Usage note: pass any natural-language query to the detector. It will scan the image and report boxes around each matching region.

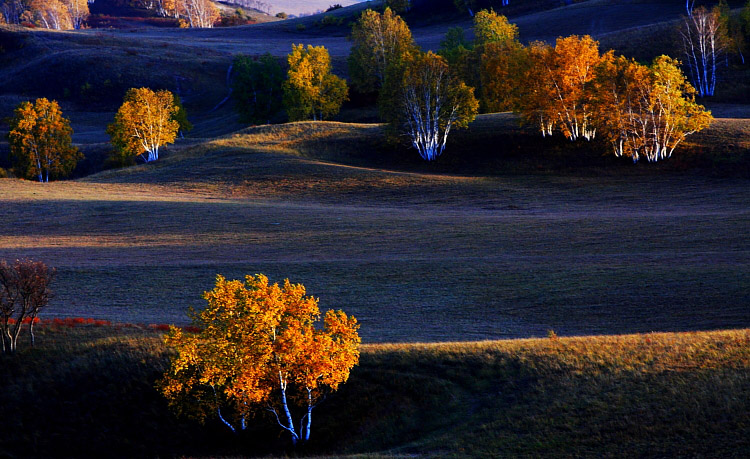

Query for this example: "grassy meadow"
[1,121,748,341]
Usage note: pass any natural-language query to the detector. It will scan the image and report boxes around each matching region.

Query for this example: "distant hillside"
[245,0,362,16]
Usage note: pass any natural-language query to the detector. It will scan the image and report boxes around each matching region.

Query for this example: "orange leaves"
[517,35,603,141]
[159,274,360,437]
[7,98,81,182]
[592,55,713,162]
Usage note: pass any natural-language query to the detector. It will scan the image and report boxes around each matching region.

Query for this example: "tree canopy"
[107,88,180,163]
[8,98,81,182]
[593,54,713,162]
[386,51,478,160]
[347,7,417,94]
[283,44,348,122]
[472,8,518,47]
[233,53,284,125]
[159,274,360,445]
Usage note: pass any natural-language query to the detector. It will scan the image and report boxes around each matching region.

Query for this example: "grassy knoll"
[1,324,748,457]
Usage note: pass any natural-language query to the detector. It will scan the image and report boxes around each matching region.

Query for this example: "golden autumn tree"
[593,54,712,163]
[475,11,524,113]
[28,0,72,30]
[472,8,518,47]
[159,274,360,445]
[8,98,81,182]
[283,44,348,122]
[517,35,603,141]
[347,7,417,94]
[174,0,219,28]
[107,88,180,163]
[64,0,89,30]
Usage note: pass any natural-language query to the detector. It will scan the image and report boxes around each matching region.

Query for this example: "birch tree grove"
[393,51,478,161]
[159,274,360,445]
[107,88,180,163]
[680,6,728,97]
[177,0,219,28]
[593,55,712,163]
[65,0,89,30]
[518,35,603,141]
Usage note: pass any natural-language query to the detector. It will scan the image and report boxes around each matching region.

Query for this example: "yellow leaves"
[7,98,81,182]
[283,45,348,122]
[159,273,360,428]
[107,88,180,162]
[348,7,417,92]
[473,9,518,47]
[592,54,713,162]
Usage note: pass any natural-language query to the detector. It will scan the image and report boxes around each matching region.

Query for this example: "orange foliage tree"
[517,35,604,141]
[593,54,713,162]
[107,88,180,163]
[159,274,360,445]
[26,0,71,30]
[8,98,81,182]
[0,259,55,354]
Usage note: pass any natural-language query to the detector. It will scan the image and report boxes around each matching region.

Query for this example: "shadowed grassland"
[0,120,748,342]
[1,325,748,457]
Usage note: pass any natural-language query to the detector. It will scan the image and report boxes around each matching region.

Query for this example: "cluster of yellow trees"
[138,0,219,28]
[349,8,478,160]
[0,0,89,30]
[348,8,712,163]
[8,88,187,180]
[0,0,219,29]
[450,10,713,163]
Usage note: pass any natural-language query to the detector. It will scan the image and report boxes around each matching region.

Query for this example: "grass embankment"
[1,325,748,457]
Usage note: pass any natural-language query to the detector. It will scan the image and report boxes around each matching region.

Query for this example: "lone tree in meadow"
[107,88,180,163]
[159,274,360,445]
[386,51,478,161]
[8,98,82,182]
[0,259,55,354]
[283,44,348,122]
[233,53,285,124]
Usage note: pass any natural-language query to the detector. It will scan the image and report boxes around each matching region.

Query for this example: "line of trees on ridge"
[0,0,222,29]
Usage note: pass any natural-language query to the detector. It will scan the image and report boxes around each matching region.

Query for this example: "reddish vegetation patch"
[44,317,112,328]
[87,15,179,29]
[217,16,257,27]
[6,317,41,325]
